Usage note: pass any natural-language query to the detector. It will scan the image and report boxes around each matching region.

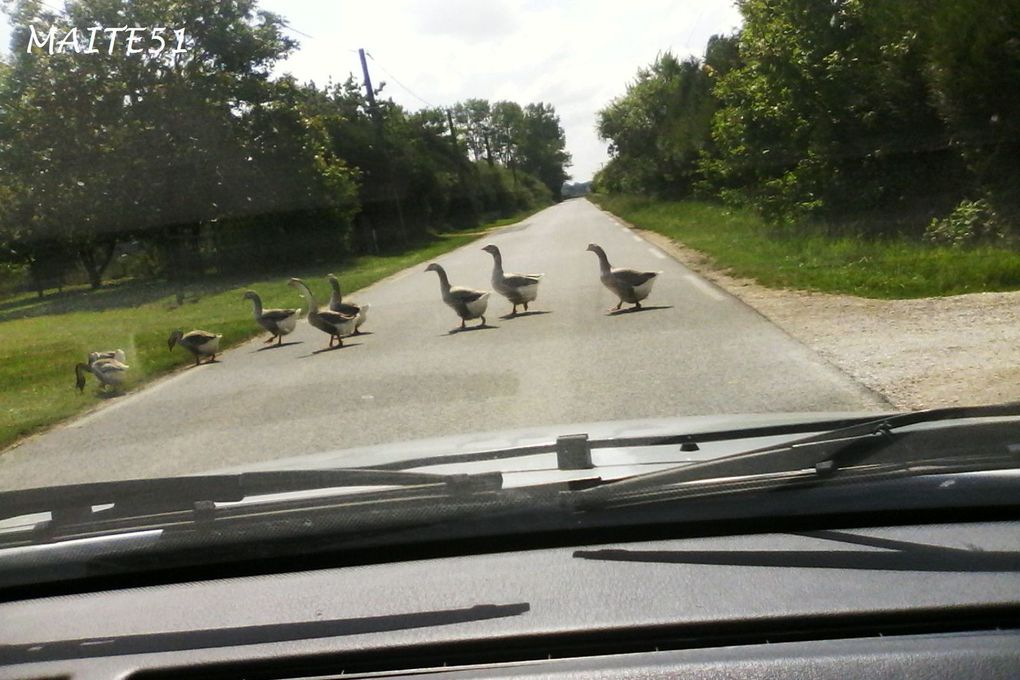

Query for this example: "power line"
[279,21,314,40]
[366,51,436,109]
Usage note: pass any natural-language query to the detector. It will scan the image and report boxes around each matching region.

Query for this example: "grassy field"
[589,194,1020,299]
[0,213,536,452]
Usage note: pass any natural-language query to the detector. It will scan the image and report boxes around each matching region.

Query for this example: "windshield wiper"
[574,402,1020,508]
[0,468,503,527]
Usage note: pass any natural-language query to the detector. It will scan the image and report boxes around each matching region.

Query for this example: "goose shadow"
[254,341,302,352]
[499,310,552,320]
[445,323,498,336]
[299,342,363,357]
[607,304,673,316]
[95,390,125,400]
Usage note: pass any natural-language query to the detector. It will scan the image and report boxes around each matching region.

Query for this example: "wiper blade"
[575,402,1020,507]
[0,468,503,525]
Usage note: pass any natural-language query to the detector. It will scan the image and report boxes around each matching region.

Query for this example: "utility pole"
[358,48,378,119]
[358,47,406,246]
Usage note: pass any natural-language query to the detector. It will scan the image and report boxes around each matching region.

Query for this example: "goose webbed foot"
[478,316,486,327]
[263,335,275,344]
[634,301,642,310]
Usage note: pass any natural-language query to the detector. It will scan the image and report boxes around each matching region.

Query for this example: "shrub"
[924,199,1007,248]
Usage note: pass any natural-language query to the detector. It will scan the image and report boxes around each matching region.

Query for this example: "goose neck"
[432,266,451,291]
[297,282,319,314]
[489,249,504,273]
[247,293,263,317]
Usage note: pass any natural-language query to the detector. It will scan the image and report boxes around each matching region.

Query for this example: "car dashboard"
[1,517,1018,679]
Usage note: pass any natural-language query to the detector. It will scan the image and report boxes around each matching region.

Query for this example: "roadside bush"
[924,199,1008,248]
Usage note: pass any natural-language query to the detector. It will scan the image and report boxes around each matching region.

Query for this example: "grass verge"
[589,194,1020,299]
[0,209,542,452]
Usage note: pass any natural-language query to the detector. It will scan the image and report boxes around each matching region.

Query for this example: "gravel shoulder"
[639,229,1020,410]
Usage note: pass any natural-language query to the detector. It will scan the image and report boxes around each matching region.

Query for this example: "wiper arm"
[0,468,503,526]
[575,402,1020,508]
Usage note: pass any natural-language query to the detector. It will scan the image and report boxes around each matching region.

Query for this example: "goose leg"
[613,300,623,311]
[523,301,529,311]
[337,334,344,347]
[634,301,642,310]
[263,335,275,344]
[276,334,283,346]
[479,315,486,327]
[460,318,466,330]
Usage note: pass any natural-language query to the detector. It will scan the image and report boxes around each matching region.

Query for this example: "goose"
[243,290,300,345]
[75,357,129,393]
[481,244,543,315]
[327,274,370,334]
[288,277,356,348]
[586,243,661,311]
[424,263,490,329]
[88,348,126,365]
[168,329,222,365]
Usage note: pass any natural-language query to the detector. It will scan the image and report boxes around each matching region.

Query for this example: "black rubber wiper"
[0,468,503,526]
[574,402,1020,508]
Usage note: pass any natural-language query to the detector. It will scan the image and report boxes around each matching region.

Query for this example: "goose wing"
[449,286,487,303]
[318,309,356,326]
[261,308,299,322]
[503,272,543,288]
[183,330,220,345]
[611,268,659,287]
[330,301,361,316]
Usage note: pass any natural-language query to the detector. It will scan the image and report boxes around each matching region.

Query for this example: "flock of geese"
[74,243,662,393]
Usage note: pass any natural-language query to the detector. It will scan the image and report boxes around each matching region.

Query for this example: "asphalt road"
[0,199,887,490]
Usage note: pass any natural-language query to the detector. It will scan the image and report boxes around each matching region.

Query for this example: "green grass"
[589,194,1020,299]
[0,210,542,452]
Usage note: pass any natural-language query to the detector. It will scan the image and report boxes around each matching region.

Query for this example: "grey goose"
[288,278,356,348]
[243,290,300,346]
[481,244,543,315]
[586,243,661,311]
[425,263,490,329]
[168,329,222,365]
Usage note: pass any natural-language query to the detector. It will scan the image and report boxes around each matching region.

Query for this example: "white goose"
[88,349,126,365]
[327,274,370,334]
[586,243,661,311]
[243,290,300,346]
[75,357,129,393]
[288,278,356,348]
[481,244,543,315]
[425,263,490,329]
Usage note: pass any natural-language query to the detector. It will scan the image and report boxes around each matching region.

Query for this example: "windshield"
[0,0,1018,589]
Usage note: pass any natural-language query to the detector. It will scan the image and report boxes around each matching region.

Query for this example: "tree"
[518,102,571,199]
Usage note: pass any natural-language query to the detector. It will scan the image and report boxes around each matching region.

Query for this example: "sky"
[1,0,743,182]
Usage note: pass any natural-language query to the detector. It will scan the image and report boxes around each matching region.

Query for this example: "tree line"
[0,0,571,295]
[595,0,1019,245]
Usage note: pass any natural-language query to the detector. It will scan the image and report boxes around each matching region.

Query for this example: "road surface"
[0,199,887,490]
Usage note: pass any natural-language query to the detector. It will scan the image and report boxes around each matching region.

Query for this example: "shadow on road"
[301,342,363,357]
[607,305,673,316]
[445,324,498,335]
[255,341,302,352]
[499,310,552,320]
